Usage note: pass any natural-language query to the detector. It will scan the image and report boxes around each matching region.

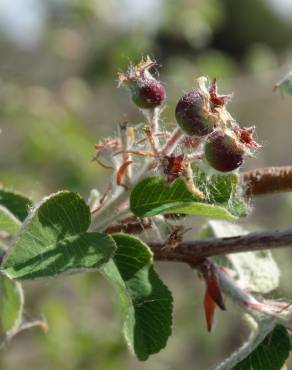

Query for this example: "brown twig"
[105,216,152,234]
[150,228,292,264]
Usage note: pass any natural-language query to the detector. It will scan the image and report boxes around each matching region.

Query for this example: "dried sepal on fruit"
[161,154,187,185]
[175,77,233,137]
[161,154,205,199]
[231,122,261,152]
[209,78,232,108]
[118,56,166,110]
[204,123,260,173]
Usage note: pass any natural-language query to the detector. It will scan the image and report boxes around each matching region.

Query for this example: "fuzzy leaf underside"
[201,221,280,293]
[217,323,291,370]
[205,222,289,370]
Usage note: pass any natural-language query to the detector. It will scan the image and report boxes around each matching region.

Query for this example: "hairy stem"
[160,127,184,155]
[242,166,292,196]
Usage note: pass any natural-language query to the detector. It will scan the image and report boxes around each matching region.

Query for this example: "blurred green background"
[1,0,292,369]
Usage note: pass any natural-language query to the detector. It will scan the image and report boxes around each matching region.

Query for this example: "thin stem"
[144,125,160,156]
[143,107,160,149]
[160,127,184,155]
[146,107,160,134]
[152,107,160,134]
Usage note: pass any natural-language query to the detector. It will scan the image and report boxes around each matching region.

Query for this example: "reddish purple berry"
[175,90,216,136]
[204,131,244,172]
[130,79,166,109]
[118,56,166,110]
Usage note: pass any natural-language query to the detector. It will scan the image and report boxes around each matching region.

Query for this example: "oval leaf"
[2,191,116,279]
[130,177,243,219]
[102,234,173,361]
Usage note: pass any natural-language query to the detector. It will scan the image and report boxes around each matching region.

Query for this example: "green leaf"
[0,189,33,222]
[2,191,116,279]
[217,323,291,370]
[0,273,23,336]
[194,168,247,217]
[130,176,246,219]
[0,206,21,235]
[101,234,173,361]
[195,168,238,203]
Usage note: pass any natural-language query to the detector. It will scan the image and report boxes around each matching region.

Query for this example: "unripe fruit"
[130,79,166,109]
[118,56,166,110]
[204,131,244,172]
[175,90,216,136]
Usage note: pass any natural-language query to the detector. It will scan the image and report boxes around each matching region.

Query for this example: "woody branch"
[150,228,292,264]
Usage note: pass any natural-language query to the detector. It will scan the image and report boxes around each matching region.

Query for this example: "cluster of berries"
[119,57,260,173]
